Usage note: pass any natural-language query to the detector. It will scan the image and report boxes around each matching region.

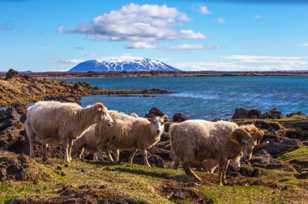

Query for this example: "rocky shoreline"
[0,69,174,107]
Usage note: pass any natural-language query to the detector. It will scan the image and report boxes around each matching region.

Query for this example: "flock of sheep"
[24,101,264,185]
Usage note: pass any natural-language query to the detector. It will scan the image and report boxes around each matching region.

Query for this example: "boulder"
[261,137,301,157]
[232,108,262,119]
[172,113,189,122]
[145,107,166,118]
[262,108,282,119]
[5,69,20,80]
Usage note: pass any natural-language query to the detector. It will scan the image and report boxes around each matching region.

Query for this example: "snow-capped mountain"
[69,57,180,72]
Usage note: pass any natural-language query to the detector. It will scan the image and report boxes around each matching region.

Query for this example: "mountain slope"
[69,57,180,72]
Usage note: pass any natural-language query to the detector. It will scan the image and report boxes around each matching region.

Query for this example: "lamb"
[96,114,167,167]
[25,101,113,163]
[74,111,139,161]
[170,120,263,185]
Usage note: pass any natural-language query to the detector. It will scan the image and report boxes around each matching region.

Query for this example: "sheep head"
[231,128,255,162]
[148,115,167,135]
[92,103,114,126]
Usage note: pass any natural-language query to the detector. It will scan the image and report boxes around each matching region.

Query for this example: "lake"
[64,76,308,119]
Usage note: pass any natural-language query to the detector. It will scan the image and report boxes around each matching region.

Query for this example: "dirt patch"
[160,182,213,204]
[10,184,147,204]
[0,151,50,182]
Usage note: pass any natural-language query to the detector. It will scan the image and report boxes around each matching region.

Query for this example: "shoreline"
[0,70,174,107]
[3,71,308,79]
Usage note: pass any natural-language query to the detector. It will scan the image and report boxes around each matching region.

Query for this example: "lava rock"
[261,137,301,157]
[172,113,189,122]
[145,107,166,118]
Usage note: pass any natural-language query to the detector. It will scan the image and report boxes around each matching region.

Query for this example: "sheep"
[170,120,263,185]
[25,101,113,163]
[96,114,167,167]
[73,111,139,161]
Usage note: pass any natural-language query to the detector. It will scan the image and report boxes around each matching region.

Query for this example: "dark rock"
[262,108,282,119]
[172,113,189,122]
[239,166,260,177]
[261,137,301,157]
[5,69,19,80]
[248,109,262,119]
[251,150,273,167]
[232,108,249,119]
[286,112,306,117]
[145,107,166,118]
[254,120,283,133]
[232,108,262,119]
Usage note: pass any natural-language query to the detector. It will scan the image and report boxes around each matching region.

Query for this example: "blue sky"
[0,0,308,71]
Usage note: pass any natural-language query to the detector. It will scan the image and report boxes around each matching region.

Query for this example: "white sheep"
[170,120,263,185]
[73,111,139,161]
[96,114,167,167]
[25,101,113,163]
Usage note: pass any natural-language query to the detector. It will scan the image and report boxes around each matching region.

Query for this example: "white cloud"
[199,5,211,15]
[175,55,308,71]
[125,41,155,49]
[167,44,221,51]
[66,3,205,48]
[215,18,225,24]
[303,43,308,47]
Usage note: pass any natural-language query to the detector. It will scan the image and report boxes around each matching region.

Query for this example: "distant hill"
[69,57,180,72]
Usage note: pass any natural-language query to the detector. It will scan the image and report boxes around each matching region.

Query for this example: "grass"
[280,146,308,161]
[0,157,307,204]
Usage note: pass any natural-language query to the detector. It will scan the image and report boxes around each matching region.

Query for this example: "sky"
[0,0,308,71]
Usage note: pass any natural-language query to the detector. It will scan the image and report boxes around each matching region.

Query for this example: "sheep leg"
[42,143,49,162]
[68,139,73,162]
[79,147,85,160]
[129,149,138,166]
[143,150,151,168]
[218,160,230,186]
[106,150,115,162]
[114,149,120,162]
[64,139,71,163]
[93,152,99,161]
[183,162,202,182]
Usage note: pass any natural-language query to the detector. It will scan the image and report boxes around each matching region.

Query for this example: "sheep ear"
[160,115,168,124]
[232,128,251,145]
[94,103,104,112]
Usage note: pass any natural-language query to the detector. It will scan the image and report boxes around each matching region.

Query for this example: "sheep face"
[148,116,165,135]
[230,154,243,171]
[93,103,114,126]
[232,128,256,161]
[241,125,264,160]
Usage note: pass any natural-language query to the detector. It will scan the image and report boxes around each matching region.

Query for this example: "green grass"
[0,158,307,204]
[202,185,284,204]
[280,146,308,161]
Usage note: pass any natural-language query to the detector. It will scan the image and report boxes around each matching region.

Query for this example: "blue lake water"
[64,76,308,119]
